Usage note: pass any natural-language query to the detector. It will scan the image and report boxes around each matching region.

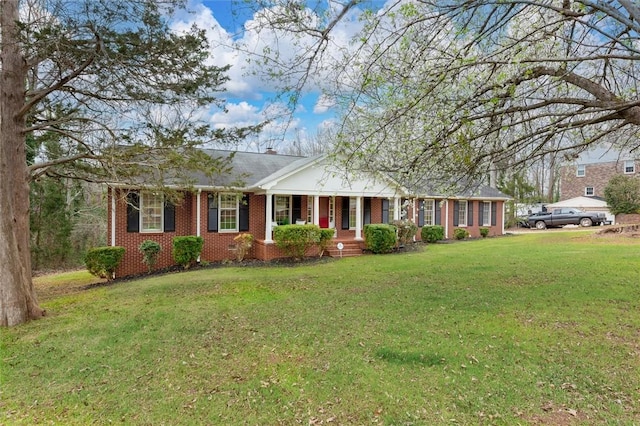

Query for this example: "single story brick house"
[107,149,510,276]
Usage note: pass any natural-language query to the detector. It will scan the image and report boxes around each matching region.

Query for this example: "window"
[577,164,585,177]
[219,193,238,232]
[141,192,163,233]
[306,198,313,224]
[482,201,491,226]
[349,197,357,229]
[424,199,435,226]
[458,200,468,226]
[388,200,395,224]
[328,197,335,226]
[585,187,594,196]
[274,195,291,225]
[624,160,635,174]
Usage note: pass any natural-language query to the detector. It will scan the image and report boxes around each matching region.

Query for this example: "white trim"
[444,199,449,239]
[111,191,116,246]
[196,189,201,237]
[313,195,320,226]
[265,192,273,243]
[355,196,363,240]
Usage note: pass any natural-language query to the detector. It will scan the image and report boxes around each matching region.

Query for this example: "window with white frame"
[141,192,163,232]
[585,187,594,196]
[388,200,395,224]
[306,199,313,224]
[458,200,468,226]
[482,201,491,226]
[424,199,435,226]
[328,197,335,227]
[219,193,238,232]
[274,195,291,225]
[349,197,357,228]
[577,164,585,177]
[624,160,635,174]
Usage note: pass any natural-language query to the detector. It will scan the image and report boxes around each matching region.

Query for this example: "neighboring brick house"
[559,149,638,199]
[107,149,510,276]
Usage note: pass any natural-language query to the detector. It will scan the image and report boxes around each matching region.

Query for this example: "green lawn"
[2,231,639,424]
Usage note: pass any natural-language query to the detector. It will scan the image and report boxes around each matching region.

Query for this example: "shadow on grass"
[375,348,445,366]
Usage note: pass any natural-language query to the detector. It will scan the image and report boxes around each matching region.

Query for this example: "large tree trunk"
[1,0,45,326]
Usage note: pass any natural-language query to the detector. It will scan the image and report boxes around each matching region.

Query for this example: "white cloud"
[313,94,336,114]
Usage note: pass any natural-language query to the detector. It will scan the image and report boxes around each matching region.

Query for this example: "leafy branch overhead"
[247,0,640,188]
[18,0,261,187]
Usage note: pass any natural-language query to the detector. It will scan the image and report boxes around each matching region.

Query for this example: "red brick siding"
[560,160,639,199]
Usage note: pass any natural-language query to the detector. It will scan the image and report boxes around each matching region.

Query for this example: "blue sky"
[169,0,388,152]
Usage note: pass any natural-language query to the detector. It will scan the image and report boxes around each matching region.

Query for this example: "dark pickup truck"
[528,208,607,229]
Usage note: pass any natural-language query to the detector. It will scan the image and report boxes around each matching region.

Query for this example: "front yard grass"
[1,231,639,424]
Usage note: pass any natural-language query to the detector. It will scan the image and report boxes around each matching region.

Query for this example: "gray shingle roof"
[193,149,309,188]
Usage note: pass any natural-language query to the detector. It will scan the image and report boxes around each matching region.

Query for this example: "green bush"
[393,220,418,246]
[480,227,490,238]
[421,225,444,243]
[139,240,162,273]
[317,228,335,257]
[363,224,397,254]
[454,228,469,240]
[84,246,125,280]
[172,236,204,269]
[604,175,640,215]
[273,224,320,259]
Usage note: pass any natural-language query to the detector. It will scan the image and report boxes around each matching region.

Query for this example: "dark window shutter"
[363,198,371,225]
[418,200,425,227]
[126,192,140,233]
[164,201,175,232]
[468,201,474,226]
[491,202,497,226]
[479,202,484,226]
[292,195,302,222]
[453,201,459,226]
[381,199,389,224]
[239,194,250,231]
[435,200,441,225]
[342,197,350,229]
[207,193,218,232]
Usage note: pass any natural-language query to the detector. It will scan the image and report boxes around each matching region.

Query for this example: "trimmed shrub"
[172,236,204,269]
[273,224,320,259]
[139,240,161,273]
[84,246,125,280]
[480,227,490,238]
[233,233,253,262]
[393,220,418,247]
[317,228,335,258]
[421,225,445,243]
[454,228,469,240]
[364,224,397,254]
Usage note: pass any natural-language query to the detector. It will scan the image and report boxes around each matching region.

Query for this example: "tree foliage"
[247,1,640,190]
[1,0,259,326]
[603,175,640,215]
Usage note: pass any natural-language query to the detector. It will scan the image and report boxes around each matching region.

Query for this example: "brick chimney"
[265,147,277,155]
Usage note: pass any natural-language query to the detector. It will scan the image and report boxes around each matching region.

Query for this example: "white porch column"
[265,192,274,243]
[444,199,450,239]
[394,197,401,220]
[313,195,320,225]
[196,189,202,262]
[501,201,506,235]
[111,189,116,246]
[196,189,201,237]
[355,196,363,240]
